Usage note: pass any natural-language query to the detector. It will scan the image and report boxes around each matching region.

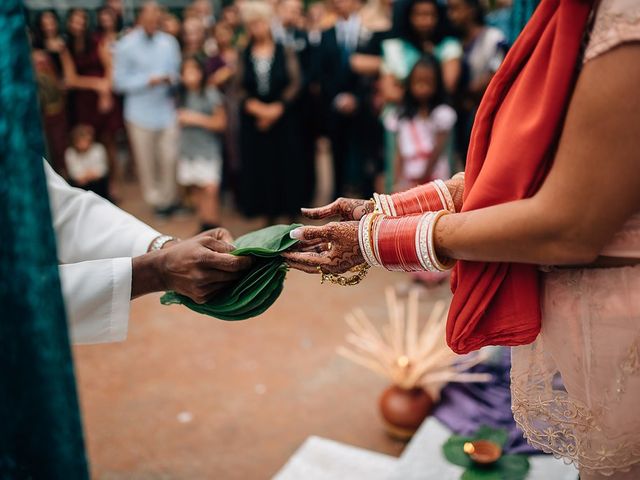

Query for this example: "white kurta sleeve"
[44,160,162,344]
[59,258,132,344]
[45,160,160,262]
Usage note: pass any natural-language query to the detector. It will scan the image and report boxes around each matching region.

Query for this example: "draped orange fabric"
[447,0,594,354]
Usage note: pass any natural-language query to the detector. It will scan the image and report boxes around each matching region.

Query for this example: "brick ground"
[73,175,451,480]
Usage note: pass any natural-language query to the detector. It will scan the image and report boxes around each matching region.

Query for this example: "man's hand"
[132,229,252,303]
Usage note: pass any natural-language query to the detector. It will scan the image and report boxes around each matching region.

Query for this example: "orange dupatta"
[447,0,594,354]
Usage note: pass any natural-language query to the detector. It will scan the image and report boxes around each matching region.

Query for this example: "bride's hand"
[282,222,364,274]
[301,197,375,221]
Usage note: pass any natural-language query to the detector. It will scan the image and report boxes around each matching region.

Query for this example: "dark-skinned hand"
[132,228,253,303]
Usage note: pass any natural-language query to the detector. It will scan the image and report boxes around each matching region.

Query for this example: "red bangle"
[376,215,423,271]
[392,183,445,215]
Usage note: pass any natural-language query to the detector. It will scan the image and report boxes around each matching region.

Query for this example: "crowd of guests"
[29,0,510,232]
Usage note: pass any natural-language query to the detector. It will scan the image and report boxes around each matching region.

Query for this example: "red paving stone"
[72,181,451,479]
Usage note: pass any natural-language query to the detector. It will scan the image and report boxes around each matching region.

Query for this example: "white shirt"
[64,143,109,182]
[336,14,362,53]
[45,161,160,344]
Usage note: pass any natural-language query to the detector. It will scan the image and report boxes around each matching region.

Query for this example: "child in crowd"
[392,55,457,190]
[392,55,457,286]
[177,56,227,232]
[64,124,110,200]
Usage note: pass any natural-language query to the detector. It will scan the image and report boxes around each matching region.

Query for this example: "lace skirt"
[511,265,640,478]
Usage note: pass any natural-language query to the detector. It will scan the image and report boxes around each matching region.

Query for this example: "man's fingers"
[200,227,235,244]
[301,200,338,220]
[199,236,235,254]
[200,250,253,272]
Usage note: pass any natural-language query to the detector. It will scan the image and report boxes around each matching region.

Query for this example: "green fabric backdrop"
[0,2,89,479]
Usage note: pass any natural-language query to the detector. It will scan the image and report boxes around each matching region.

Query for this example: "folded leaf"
[160,224,300,321]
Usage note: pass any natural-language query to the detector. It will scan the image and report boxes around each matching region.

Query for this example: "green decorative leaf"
[473,426,509,447]
[461,469,503,480]
[160,225,299,320]
[493,455,530,479]
[442,428,530,480]
[442,435,474,468]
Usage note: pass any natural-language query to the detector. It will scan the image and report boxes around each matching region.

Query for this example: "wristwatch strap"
[148,235,178,252]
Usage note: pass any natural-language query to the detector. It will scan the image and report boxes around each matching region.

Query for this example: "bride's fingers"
[300,200,339,220]
[290,225,333,242]
[284,259,322,274]
[300,242,331,253]
[282,251,330,270]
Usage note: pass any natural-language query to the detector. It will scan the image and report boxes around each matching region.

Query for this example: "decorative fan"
[338,288,492,439]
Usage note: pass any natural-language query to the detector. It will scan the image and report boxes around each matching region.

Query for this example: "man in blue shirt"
[114,1,181,217]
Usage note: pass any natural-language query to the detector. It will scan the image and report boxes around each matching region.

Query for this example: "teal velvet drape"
[0,2,89,479]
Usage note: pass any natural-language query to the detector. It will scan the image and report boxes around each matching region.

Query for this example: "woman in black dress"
[236,2,303,223]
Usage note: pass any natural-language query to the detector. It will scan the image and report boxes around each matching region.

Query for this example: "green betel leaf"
[473,426,509,447]
[232,224,302,256]
[160,224,301,321]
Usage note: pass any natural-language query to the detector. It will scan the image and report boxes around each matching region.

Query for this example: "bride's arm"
[285,44,640,273]
[435,44,640,266]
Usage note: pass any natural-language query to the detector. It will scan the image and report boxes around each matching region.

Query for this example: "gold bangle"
[317,264,370,286]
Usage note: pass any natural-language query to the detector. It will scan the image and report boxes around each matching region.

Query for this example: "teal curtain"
[0,2,89,479]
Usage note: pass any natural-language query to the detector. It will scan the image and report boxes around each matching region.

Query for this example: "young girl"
[177,57,227,232]
[392,55,457,190]
[393,55,456,287]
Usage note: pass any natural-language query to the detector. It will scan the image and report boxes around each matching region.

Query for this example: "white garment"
[64,143,109,183]
[336,14,362,52]
[45,161,160,344]
[177,155,222,187]
[388,104,457,181]
[466,27,505,83]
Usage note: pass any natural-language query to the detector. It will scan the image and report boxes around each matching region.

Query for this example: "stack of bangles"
[358,210,455,273]
[373,178,457,216]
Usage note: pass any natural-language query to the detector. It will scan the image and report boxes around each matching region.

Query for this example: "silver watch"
[149,235,178,252]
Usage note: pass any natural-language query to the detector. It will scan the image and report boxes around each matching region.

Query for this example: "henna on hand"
[283,221,364,274]
[301,198,375,221]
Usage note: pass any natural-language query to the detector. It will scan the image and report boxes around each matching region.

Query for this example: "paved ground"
[72,156,451,479]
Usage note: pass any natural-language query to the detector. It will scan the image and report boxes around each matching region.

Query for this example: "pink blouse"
[585,0,640,258]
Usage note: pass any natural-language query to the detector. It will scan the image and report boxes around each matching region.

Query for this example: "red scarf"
[447,0,594,354]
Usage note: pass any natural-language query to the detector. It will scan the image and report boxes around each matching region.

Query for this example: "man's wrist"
[131,250,166,299]
[148,234,179,252]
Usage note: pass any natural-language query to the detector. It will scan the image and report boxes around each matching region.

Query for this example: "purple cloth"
[432,348,539,455]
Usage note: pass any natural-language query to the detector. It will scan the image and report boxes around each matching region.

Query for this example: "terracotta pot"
[379,385,434,440]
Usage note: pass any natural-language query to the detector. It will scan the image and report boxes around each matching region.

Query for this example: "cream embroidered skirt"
[511,265,640,478]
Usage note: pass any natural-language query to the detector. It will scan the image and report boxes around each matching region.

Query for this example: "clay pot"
[379,385,434,440]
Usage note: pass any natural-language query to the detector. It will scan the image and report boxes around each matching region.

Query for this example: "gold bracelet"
[317,264,370,286]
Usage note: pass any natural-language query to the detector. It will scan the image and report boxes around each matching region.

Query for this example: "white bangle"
[427,210,454,272]
[148,234,178,252]
[417,212,435,271]
[434,179,456,213]
[359,213,381,267]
